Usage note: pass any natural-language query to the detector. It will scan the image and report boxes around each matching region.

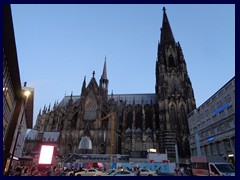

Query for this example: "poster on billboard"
[38,145,54,165]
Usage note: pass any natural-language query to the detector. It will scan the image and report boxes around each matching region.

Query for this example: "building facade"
[24,7,196,162]
[3,5,34,175]
[188,77,235,164]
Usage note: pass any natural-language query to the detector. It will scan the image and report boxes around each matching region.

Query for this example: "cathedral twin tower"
[33,7,196,161]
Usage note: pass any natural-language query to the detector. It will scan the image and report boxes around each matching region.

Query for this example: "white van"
[191,156,235,176]
[208,162,235,176]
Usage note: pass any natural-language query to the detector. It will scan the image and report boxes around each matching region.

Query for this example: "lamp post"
[7,86,31,174]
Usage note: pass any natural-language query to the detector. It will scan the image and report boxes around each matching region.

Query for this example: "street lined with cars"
[74,168,106,176]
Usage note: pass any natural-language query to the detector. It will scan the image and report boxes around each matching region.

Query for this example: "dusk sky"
[10,4,235,128]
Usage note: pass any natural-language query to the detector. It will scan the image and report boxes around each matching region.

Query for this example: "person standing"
[137,167,141,176]
[174,166,179,176]
[180,167,184,176]
[134,167,138,176]
[157,166,162,175]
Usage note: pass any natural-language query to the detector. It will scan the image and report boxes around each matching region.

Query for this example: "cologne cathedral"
[24,7,196,162]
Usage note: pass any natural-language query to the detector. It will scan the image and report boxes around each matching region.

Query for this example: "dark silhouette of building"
[24,7,195,163]
[155,7,196,159]
[3,5,34,175]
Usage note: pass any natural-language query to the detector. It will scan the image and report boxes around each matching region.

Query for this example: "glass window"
[215,164,235,173]
[224,94,231,103]
[212,95,217,101]
[193,162,208,170]
[227,105,234,114]
[225,121,231,129]
[220,124,225,131]
[229,119,235,128]
[210,105,215,112]
[224,82,232,91]
[225,141,231,150]
[212,114,217,120]
[210,164,219,175]
[217,142,224,155]
[214,127,218,134]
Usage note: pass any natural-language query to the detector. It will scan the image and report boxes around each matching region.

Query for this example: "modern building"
[188,77,235,164]
[24,7,196,163]
[3,4,34,175]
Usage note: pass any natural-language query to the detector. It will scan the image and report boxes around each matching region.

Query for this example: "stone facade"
[24,7,196,161]
[188,77,235,164]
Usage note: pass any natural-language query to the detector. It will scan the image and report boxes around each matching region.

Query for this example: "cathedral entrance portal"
[98,144,106,154]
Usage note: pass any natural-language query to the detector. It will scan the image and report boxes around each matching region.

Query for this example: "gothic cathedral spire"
[99,56,109,99]
[156,7,196,160]
[102,56,107,80]
[81,76,86,97]
[160,7,175,45]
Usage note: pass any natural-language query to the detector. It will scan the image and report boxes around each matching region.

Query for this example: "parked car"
[75,168,105,176]
[108,170,134,176]
[67,168,86,176]
[94,168,116,176]
[139,168,157,176]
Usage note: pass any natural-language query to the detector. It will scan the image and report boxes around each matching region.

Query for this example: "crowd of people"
[6,162,192,176]
[174,166,192,176]
[7,164,68,176]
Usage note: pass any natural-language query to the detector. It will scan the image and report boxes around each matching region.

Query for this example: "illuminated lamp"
[147,148,157,153]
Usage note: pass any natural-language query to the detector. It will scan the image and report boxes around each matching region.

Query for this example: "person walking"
[137,167,141,176]
[157,166,162,175]
[174,166,179,176]
[134,167,138,176]
[180,167,184,176]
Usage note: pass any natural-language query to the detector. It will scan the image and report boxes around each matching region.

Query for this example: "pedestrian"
[180,167,184,176]
[137,167,141,176]
[132,167,135,173]
[157,166,162,175]
[174,166,179,176]
[187,166,192,176]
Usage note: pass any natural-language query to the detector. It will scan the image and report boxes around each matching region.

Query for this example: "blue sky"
[11,4,235,127]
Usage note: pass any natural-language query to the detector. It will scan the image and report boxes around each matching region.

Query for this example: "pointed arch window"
[145,137,153,150]
[125,137,131,151]
[168,54,175,68]
[98,144,106,154]
[126,111,133,128]
[169,104,177,129]
[179,104,187,127]
[135,109,142,129]
[145,108,153,130]
[84,94,97,121]
[79,136,92,149]
[135,137,143,151]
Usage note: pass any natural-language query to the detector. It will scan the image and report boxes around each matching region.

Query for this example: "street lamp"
[7,84,31,174]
